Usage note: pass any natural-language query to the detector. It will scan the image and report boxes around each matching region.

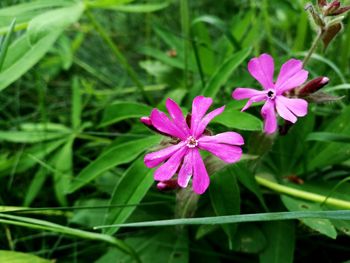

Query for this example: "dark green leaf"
[67,136,161,193]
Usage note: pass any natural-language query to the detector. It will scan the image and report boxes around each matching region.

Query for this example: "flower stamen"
[186,136,198,148]
[267,89,276,99]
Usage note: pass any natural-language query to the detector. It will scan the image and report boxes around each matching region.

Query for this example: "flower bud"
[318,0,327,7]
[157,180,179,191]
[305,3,326,27]
[140,116,152,127]
[331,6,350,15]
[299,76,329,95]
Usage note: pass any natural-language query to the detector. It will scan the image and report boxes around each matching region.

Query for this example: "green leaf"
[53,138,74,206]
[232,224,266,253]
[0,213,137,258]
[0,19,16,71]
[0,250,50,263]
[281,196,337,239]
[259,221,295,263]
[96,229,188,263]
[104,157,155,235]
[23,166,47,207]
[230,163,267,210]
[0,0,74,29]
[307,132,350,143]
[0,139,66,176]
[95,210,350,229]
[0,30,61,92]
[307,106,350,170]
[202,48,251,98]
[104,2,170,13]
[0,131,68,143]
[67,135,161,193]
[100,101,153,127]
[72,77,82,129]
[210,167,240,249]
[192,15,241,50]
[27,2,85,43]
[213,108,263,131]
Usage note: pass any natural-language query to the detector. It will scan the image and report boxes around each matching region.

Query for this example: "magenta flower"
[232,54,309,134]
[143,96,244,194]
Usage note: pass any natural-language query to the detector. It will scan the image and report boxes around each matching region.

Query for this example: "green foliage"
[0,0,350,262]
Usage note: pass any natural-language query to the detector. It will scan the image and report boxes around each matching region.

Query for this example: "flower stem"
[302,29,323,67]
[255,176,350,209]
[85,10,154,105]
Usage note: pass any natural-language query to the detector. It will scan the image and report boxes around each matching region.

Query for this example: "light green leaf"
[282,196,337,239]
[202,48,251,98]
[0,131,68,143]
[100,101,153,127]
[67,135,161,193]
[95,210,350,229]
[104,2,170,12]
[210,167,240,250]
[0,30,61,91]
[53,138,74,206]
[0,0,74,29]
[0,213,136,258]
[0,19,16,71]
[213,108,263,131]
[0,250,50,263]
[104,157,155,235]
[27,2,85,43]
[259,221,295,263]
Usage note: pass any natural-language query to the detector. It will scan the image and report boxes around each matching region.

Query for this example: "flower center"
[266,89,276,99]
[186,136,198,148]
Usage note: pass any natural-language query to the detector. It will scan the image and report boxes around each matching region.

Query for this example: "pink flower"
[143,96,244,194]
[232,54,309,134]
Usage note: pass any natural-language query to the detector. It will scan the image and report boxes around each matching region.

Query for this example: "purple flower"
[143,96,244,194]
[232,54,309,134]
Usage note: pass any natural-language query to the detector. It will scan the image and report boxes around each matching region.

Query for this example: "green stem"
[180,0,190,90]
[255,176,350,209]
[85,10,154,105]
[302,29,323,67]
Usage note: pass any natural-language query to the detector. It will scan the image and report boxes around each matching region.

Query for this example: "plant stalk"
[302,29,323,67]
[255,176,350,209]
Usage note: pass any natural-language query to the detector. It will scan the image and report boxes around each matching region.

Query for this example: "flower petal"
[198,142,242,163]
[154,146,188,181]
[241,95,266,111]
[275,98,297,123]
[178,150,193,188]
[275,59,309,94]
[232,88,265,100]
[144,141,186,168]
[198,132,244,146]
[247,53,275,90]
[192,149,210,194]
[166,98,190,136]
[276,96,308,117]
[261,100,277,134]
[193,106,225,138]
[150,109,187,140]
[190,96,212,133]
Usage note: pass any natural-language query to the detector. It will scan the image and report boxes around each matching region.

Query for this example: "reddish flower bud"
[157,180,179,191]
[318,0,328,7]
[140,116,152,127]
[299,76,329,95]
[331,6,350,15]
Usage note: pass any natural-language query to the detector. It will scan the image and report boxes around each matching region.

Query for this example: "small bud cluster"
[306,0,350,49]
